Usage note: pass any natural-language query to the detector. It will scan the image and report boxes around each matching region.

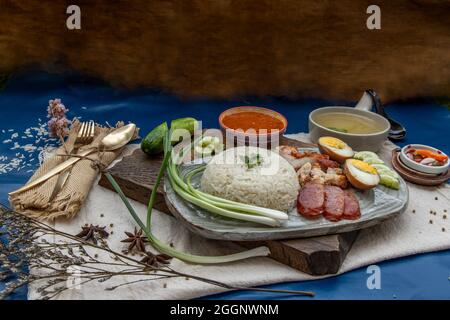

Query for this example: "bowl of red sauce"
[219,106,287,146]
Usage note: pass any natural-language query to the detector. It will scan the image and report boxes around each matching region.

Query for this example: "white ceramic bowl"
[309,106,390,152]
[400,144,449,175]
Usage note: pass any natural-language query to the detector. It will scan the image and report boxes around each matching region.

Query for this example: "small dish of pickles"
[400,144,449,175]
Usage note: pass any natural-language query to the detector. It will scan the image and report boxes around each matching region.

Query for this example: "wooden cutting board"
[98,136,359,275]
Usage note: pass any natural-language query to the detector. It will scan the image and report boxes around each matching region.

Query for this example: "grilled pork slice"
[342,190,361,220]
[297,182,324,218]
[323,185,345,222]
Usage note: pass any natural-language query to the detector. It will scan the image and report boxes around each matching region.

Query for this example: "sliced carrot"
[415,149,448,162]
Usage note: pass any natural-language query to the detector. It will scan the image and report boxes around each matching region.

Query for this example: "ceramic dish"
[391,149,450,186]
[400,144,449,175]
[308,92,390,152]
[164,147,409,241]
[219,106,287,145]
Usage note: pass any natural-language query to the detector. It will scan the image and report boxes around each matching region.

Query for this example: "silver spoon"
[365,89,407,140]
[9,123,136,196]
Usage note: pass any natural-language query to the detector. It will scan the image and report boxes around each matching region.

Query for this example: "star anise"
[140,251,172,267]
[75,224,109,244]
[121,227,149,253]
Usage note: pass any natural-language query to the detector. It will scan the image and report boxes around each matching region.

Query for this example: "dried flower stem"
[0,204,314,299]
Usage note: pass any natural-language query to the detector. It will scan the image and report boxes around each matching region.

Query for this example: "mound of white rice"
[200,146,299,212]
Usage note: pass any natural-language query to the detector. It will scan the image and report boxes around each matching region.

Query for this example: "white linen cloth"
[29,134,450,299]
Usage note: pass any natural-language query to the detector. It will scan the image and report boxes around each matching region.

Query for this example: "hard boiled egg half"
[318,137,354,163]
[344,159,380,190]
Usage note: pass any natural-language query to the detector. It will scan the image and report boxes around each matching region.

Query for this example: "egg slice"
[344,159,380,190]
[318,136,354,163]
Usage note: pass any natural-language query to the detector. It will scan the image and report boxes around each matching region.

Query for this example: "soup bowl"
[219,106,287,147]
[309,92,390,152]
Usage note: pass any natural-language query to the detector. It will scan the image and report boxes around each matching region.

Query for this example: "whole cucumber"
[141,122,168,155]
[170,117,198,143]
[141,117,199,155]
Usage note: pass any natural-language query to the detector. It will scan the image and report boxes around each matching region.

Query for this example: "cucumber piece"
[372,164,400,178]
[170,117,199,143]
[379,174,400,190]
[195,136,223,155]
[354,151,380,161]
[141,122,168,155]
[141,117,199,155]
[364,157,385,165]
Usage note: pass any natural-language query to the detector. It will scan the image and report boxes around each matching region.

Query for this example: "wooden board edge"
[98,172,170,214]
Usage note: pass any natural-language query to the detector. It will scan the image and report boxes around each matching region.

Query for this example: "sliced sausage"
[323,185,344,222]
[297,182,324,218]
[343,190,361,220]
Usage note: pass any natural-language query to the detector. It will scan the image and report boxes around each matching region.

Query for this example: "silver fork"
[49,121,96,201]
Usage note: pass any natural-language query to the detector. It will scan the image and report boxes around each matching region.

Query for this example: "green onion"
[107,127,271,264]
[184,167,288,221]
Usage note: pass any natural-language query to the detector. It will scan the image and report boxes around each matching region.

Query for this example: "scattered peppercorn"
[110,231,114,235]
[435,197,438,200]
[110,223,114,227]
[445,209,447,213]
[444,215,447,219]
[163,283,167,288]
[412,209,416,213]
[170,242,174,247]
[94,254,98,258]
[429,219,433,224]
[442,228,446,232]
[100,214,104,218]
[430,210,433,214]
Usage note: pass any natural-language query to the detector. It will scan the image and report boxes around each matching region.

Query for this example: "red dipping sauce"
[222,111,284,133]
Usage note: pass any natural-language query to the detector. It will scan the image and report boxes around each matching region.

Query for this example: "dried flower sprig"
[47,98,71,139]
[0,205,314,299]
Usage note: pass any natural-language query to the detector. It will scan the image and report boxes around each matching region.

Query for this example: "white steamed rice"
[200,146,299,212]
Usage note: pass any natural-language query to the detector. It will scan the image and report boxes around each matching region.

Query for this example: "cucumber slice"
[379,174,400,190]
[354,151,379,161]
[195,136,223,155]
[364,157,385,165]
[372,164,400,178]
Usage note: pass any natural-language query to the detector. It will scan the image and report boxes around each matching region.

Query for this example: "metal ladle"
[9,123,136,196]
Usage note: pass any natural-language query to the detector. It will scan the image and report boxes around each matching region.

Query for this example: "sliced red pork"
[323,185,344,222]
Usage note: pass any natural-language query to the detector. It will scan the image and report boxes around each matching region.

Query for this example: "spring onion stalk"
[169,174,280,227]
[107,127,271,264]
[165,140,280,226]
[106,172,269,263]
[167,158,281,226]
[171,141,289,223]
[184,167,289,221]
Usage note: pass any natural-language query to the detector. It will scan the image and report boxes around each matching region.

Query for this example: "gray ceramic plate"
[164,149,409,241]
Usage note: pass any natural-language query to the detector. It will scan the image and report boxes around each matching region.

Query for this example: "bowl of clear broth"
[219,106,287,146]
[309,105,390,152]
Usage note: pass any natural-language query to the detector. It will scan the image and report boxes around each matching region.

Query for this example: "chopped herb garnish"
[240,153,264,169]
[326,126,348,133]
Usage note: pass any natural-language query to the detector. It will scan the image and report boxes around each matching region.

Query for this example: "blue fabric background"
[1,71,449,300]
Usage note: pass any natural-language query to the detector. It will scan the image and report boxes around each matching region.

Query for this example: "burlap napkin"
[9,120,136,220]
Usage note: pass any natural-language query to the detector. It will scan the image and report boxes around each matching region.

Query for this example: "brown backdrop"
[0,0,449,101]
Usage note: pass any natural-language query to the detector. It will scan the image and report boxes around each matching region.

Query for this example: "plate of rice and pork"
[164,135,408,241]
